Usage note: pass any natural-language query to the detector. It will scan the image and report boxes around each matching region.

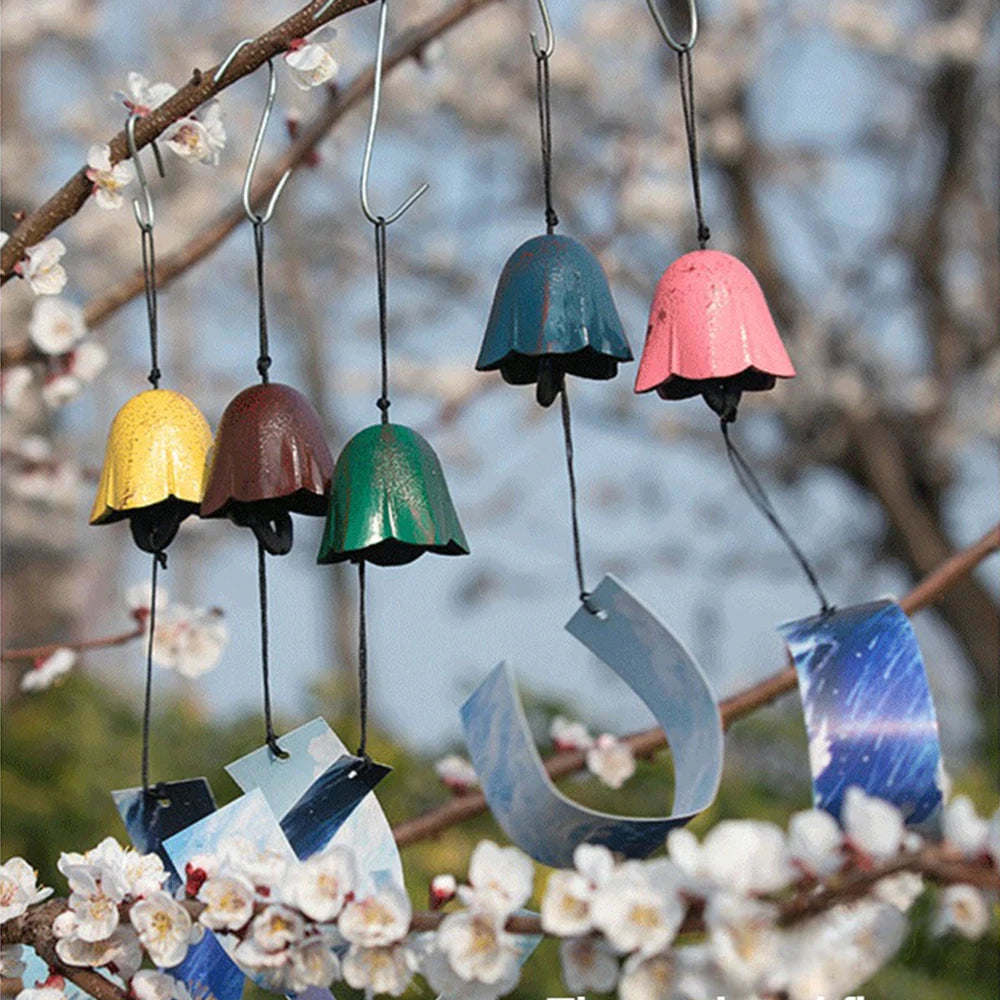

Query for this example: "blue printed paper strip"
[226,718,404,892]
[779,599,943,825]
[462,574,723,868]
[112,780,245,1000]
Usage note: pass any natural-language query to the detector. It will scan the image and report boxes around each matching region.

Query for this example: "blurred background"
[2,1,998,996]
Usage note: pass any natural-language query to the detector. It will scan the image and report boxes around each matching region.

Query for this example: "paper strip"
[779,599,943,825]
[462,574,722,868]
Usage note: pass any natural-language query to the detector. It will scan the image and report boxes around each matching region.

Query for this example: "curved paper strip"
[461,575,722,868]
[476,234,632,387]
[634,249,795,399]
[201,383,334,520]
[780,600,943,825]
[317,424,469,567]
[226,718,404,891]
[90,389,212,524]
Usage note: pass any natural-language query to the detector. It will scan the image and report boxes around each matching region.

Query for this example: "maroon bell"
[201,383,334,555]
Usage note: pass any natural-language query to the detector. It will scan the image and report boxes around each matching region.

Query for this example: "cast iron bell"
[476,234,632,407]
[317,423,469,567]
[90,389,213,554]
[634,249,795,423]
[200,383,334,556]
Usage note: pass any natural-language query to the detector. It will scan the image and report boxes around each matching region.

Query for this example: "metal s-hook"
[360,0,428,226]
[214,39,293,226]
[646,0,698,53]
[530,0,555,59]
[126,111,164,231]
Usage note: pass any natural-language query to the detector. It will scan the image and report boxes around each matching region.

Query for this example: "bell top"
[200,382,334,520]
[635,249,795,399]
[476,234,632,388]
[318,422,469,567]
[90,388,212,525]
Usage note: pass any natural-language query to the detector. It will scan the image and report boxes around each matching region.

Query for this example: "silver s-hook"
[360,0,428,225]
[645,0,698,53]
[214,39,293,225]
[530,0,555,59]
[125,111,164,231]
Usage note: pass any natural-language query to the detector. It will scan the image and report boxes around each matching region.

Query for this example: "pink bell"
[635,249,795,422]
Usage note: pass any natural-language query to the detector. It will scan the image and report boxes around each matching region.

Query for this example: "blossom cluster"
[1,788,997,1000]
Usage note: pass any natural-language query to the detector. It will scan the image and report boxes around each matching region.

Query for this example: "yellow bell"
[90,388,213,553]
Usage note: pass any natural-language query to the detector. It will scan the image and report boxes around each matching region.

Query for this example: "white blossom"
[20,648,76,692]
[125,581,169,619]
[19,238,67,295]
[119,72,176,115]
[8,461,81,508]
[152,605,228,678]
[284,28,339,90]
[617,951,674,1000]
[874,871,924,912]
[430,873,457,908]
[421,937,519,1000]
[550,714,593,752]
[2,366,34,410]
[0,858,53,923]
[842,786,904,859]
[164,102,225,166]
[28,297,86,355]
[434,754,478,793]
[86,144,134,210]
[339,885,411,947]
[541,869,594,937]
[788,808,844,877]
[130,970,191,1000]
[463,840,533,918]
[706,893,781,993]
[559,935,619,993]
[70,342,108,382]
[42,374,83,408]
[435,906,520,986]
[286,938,341,993]
[342,943,416,997]
[250,905,304,953]
[55,923,142,980]
[586,733,636,789]
[15,976,66,1000]
[290,846,357,922]
[129,891,195,967]
[943,795,990,856]
[590,860,684,956]
[934,884,991,939]
[197,875,255,931]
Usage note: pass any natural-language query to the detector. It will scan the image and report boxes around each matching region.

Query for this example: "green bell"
[317,423,469,567]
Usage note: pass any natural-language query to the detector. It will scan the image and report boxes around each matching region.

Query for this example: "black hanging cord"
[252,220,272,383]
[257,540,288,758]
[141,551,166,793]
[140,225,161,388]
[356,561,369,758]
[374,219,391,423]
[677,49,710,249]
[560,387,599,615]
[535,52,559,234]
[721,421,832,615]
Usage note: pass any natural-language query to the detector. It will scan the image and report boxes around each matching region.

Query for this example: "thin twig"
[392,522,1000,847]
[1,625,145,663]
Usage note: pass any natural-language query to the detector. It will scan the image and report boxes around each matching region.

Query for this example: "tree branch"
[1,624,144,662]
[0,0,374,284]
[392,523,1000,847]
[0,0,503,370]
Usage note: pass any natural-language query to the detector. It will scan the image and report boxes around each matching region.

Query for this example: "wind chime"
[632,0,943,826]
[91,115,213,795]
[199,48,334,758]
[475,0,632,613]
[315,0,469,760]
